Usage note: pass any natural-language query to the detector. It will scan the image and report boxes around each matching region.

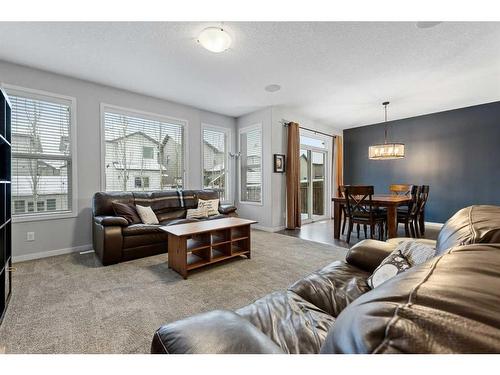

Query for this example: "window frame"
[238,123,263,206]
[4,84,78,223]
[201,123,232,204]
[100,103,189,192]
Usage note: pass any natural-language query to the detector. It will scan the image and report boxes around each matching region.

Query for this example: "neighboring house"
[11,133,69,214]
[105,131,183,191]
[202,139,226,195]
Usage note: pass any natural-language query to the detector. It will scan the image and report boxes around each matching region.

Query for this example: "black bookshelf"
[0,87,12,326]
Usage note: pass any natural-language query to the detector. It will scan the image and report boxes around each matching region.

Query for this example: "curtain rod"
[281,120,337,139]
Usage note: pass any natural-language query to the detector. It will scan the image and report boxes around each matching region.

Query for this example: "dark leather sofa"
[151,205,500,354]
[92,189,237,266]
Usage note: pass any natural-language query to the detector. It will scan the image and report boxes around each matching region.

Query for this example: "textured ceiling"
[0,22,499,129]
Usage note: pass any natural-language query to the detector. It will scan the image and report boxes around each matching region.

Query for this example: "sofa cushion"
[156,210,186,223]
[321,243,500,354]
[136,205,160,224]
[186,206,209,219]
[162,218,200,226]
[205,214,228,220]
[236,291,335,354]
[198,198,219,216]
[112,202,142,224]
[152,310,283,354]
[436,205,500,254]
[288,260,371,318]
[122,224,165,236]
[93,191,134,216]
[367,240,436,289]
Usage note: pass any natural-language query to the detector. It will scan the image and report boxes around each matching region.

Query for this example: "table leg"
[333,201,341,239]
[168,234,188,279]
[387,206,398,239]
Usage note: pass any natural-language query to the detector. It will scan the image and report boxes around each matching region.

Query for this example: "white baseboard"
[12,244,93,263]
[252,224,286,233]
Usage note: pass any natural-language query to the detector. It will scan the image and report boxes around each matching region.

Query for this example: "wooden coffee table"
[160,218,257,279]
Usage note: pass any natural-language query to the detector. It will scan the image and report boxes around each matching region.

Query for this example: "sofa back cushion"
[320,243,500,354]
[436,205,500,254]
[93,191,134,216]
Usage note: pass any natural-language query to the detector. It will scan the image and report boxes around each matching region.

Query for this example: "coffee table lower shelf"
[163,219,256,279]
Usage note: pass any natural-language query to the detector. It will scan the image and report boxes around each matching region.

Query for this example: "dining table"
[332,195,412,239]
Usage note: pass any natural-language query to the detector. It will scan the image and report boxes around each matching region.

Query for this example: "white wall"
[235,106,342,231]
[235,107,273,229]
[0,60,236,261]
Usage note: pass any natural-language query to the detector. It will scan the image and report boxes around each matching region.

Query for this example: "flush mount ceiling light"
[368,101,405,160]
[197,27,232,53]
[264,84,281,92]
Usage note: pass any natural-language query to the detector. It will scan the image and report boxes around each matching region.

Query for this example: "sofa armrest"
[346,239,397,273]
[219,204,237,215]
[151,310,284,354]
[94,215,128,227]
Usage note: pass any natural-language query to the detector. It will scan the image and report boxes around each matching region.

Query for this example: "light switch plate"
[26,232,35,241]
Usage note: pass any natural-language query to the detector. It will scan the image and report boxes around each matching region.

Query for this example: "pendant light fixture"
[368,101,405,160]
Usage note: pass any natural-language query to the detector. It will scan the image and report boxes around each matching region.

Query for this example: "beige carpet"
[0,230,347,353]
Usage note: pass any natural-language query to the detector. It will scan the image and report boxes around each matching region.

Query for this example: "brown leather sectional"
[92,190,237,266]
[151,205,500,354]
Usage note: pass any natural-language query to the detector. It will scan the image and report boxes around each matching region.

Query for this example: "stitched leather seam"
[371,254,446,354]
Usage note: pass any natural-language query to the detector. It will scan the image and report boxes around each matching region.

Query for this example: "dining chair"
[417,185,430,236]
[389,184,412,196]
[396,185,421,237]
[342,185,386,244]
[337,186,348,235]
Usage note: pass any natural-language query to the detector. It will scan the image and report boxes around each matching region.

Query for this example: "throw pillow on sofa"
[112,202,142,224]
[186,206,209,219]
[198,198,219,216]
[367,240,436,288]
[136,205,159,225]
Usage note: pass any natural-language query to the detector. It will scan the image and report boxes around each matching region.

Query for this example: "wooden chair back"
[418,185,430,212]
[390,184,412,196]
[407,185,421,216]
[343,185,375,219]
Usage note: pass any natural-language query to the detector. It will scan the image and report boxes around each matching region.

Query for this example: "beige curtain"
[286,122,301,229]
[334,135,344,197]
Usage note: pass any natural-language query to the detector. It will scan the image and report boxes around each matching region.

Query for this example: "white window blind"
[103,109,185,192]
[9,93,73,216]
[202,127,228,201]
[240,125,262,203]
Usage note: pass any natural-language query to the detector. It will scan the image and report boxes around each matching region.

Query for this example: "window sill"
[12,211,78,223]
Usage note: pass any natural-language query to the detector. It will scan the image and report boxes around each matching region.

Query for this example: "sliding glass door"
[300,132,330,223]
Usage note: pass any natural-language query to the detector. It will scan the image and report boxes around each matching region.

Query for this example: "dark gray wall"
[344,101,500,223]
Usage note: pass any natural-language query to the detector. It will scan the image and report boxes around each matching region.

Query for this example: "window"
[8,87,75,218]
[102,106,186,192]
[37,201,45,212]
[239,124,262,203]
[47,199,56,211]
[14,200,25,214]
[134,176,150,189]
[202,125,230,202]
[142,146,154,159]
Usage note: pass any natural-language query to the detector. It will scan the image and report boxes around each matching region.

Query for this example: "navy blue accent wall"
[344,101,500,223]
